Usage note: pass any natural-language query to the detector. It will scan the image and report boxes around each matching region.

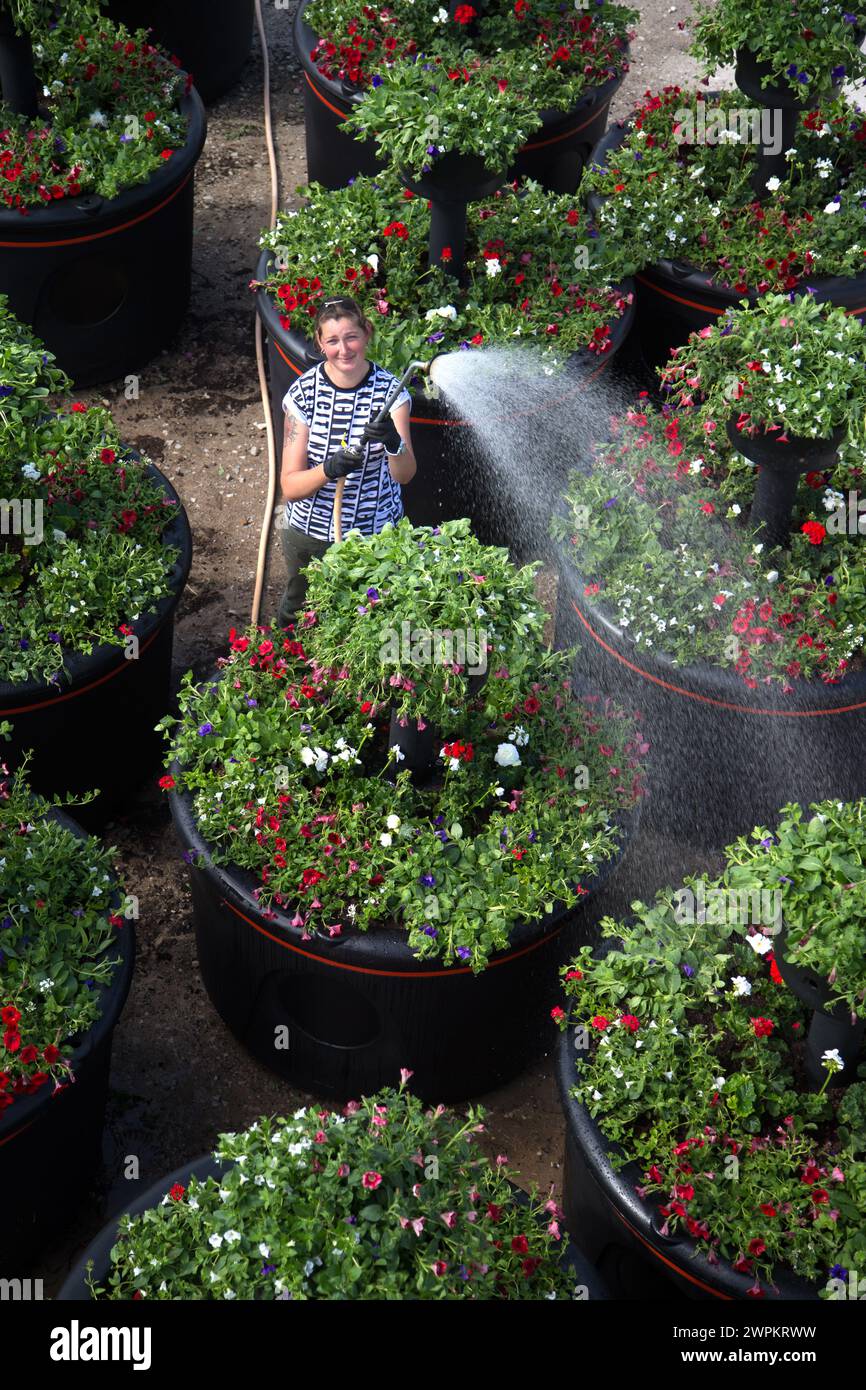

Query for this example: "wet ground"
[32,1,724,1291]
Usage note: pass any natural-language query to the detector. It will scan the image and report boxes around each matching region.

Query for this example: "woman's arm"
[385,401,417,485]
[278,412,329,503]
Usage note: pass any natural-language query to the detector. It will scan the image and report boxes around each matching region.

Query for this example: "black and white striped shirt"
[282,361,412,541]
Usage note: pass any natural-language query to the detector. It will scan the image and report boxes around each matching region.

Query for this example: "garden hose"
[250,0,280,629]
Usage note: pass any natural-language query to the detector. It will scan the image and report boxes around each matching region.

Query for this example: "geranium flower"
[362,1171,383,1190]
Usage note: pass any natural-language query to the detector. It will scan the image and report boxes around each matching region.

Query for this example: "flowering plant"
[582,87,866,293]
[0,300,181,685]
[0,0,189,211]
[723,800,866,1017]
[305,0,635,174]
[158,521,645,969]
[256,169,631,375]
[0,736,125,1113]
[661,293,866,443]
[554,804,866,1294]
[89,1078,581,1300]
[687,0,866,97]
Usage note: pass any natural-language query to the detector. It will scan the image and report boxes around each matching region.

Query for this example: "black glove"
[323,447,364,481]
[361,414,403,454]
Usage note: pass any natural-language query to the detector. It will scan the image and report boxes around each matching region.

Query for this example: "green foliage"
[688,0,866,96]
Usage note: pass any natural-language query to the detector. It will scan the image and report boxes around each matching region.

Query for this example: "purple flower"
[434,815,445,825]
[456,946,471,960]
[843,12,857,21]
[824,574,836,587]
[787,63,799,77]
[119,133,132,143]
[48,632,60,642]
[198,722,213,735]
[419,873,436,888]
[261,1265,277,1276]
[0,917,12,930]
[682,964,694,978]
[422,924,438,937]
[528,830,537,843]
[18,638,28,650]
[797,72,810,85]
[72,908,84,918]
[830,1264,848,1280]
[182,849,197,865]
[778,875,793,884]
[832,65,847,82]
[371,75,383,88]
[760,836,773,849]
[0,384,13,397]
[300,723,312,733]
[603,497,618,508]
[366,587,380,601]
[427,331,445,344]
[426,144,439,156]
[246,697,258,708]
[357,605,368,615]
[436,830,448,842]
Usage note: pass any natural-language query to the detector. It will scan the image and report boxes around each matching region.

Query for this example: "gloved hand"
[323,447,364,481]
[361,414,403,454]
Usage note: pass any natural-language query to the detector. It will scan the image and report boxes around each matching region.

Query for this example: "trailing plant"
[687,0,866,97]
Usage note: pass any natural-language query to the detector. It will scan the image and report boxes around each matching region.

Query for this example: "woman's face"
[317,316,372,374]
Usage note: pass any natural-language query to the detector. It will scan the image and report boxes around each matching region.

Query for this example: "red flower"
[511,1234,529,1254]
[566,209,580,226]
[362,1170,383,1190]
[748,1237,766,1256]
[759,1203,777,1217]
[69,402,87,413]
[619,1014,640,1033]
[169,1183,186,1202]
[590,1015,609,1031]
[440,246,452,261]
[550,1006,565,1023]
[470,333,484,346]
[523,697,541,715]
[769,957,784,986]
[486,1203,502,1222]
[801,520,826,546]
[383,221,409,239]
[1,1006,20,1028]
[453,4,476,21]
[159,150,173,160]
[751,1017,774,1038]
[431,1260,448,1276]
[43,1044,60,1065]
[4,1031,20,1053]
[20,1044,37,1064]
[566,969,582,981]
[158,775,175,791]
[801,1162,822,1185]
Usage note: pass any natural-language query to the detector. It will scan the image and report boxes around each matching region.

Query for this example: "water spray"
[332,354,448,542]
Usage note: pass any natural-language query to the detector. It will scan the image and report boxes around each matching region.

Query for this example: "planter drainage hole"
[42,255,128,327]
[277,973,381,1049]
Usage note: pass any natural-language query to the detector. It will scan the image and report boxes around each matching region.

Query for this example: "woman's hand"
[361,413,403,454]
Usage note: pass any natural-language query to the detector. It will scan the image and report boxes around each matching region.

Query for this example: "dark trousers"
[277,524,332,628]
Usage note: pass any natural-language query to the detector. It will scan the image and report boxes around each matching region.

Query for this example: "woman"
[277,295,417,626]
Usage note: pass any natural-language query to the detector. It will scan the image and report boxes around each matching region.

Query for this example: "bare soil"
[34,0,720,1292]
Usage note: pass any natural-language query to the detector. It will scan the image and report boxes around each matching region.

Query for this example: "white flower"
[208,1233,224,1249]
[300,745,329,773]
[664,1071,673,1081]
[765,570,779,584]
[88,109,108,128]
[391,744,405,762]
[424,304,457,321]
[731,975,752,996]
[365,253,379,272]
[494,743,521,767]
[821,1048,844,1070]
[188,1197,199,1210]
[432,5,449,20]
[824,200,841,215]
[379,832,392,848]
[730,503,741,516]
[385,814,401,830]
[21,463,41,482]
[712,1076,726,1090]
[224,1230,242,1244]
[747,932,774,956]
[485,257,502,277]
[52,528,67,543]
[38,977,54,993]
[509,725,529,747]
[765,176,781,192]
[494,785,505,796]
[592,1088,603,1101]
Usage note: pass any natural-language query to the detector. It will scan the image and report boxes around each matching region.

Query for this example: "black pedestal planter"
[293,0,627,194]
[255,250,634,553]
[170,782,634,1104]
[0,465,192,830]
[554,560,866,849]
[104,0,255,104]
[0,811,135,1273]
[555,1030,817,1300]
[587,120,866,373]
[56,1152,607,1299]
[776,925,866,1088]
[0,87,206,387]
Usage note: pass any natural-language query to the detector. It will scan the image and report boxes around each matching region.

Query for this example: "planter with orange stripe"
[586,119,866,375]
[554,561,866,848]
[293,2,627,195]
[169,782,635,1104]
[0,464,192,829]
[0,85,206,387]
[254,248,634,549]
[0,810,134,1272]
[104,0,255,104]
[554,1031,816,1300]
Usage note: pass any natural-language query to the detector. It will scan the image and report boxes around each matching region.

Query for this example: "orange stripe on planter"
[223,897,563,977]
[273,336,615,425]
[0,625,161,714]
[636,273,866,319]
[0,172,193,249]
[0,1118,35,1147]
[610,1204,733,1299]
[522,101,612,151]
[572,599,866,717]
[305,71,354,120]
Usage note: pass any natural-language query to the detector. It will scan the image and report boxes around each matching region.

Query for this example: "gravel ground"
[33,0,729,1292]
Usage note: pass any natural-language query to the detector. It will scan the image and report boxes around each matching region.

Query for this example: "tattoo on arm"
[286,417,298,445]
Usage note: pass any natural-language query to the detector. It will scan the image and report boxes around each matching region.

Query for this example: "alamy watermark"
[0,497,43,545]
[379,622,488,676]
[673,881,782,930]
[674,104,783,155]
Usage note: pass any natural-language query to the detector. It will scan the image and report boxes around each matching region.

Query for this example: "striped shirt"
[282,360,412,542]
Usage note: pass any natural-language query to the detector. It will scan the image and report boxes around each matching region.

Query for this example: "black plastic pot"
[0,85,206,387]
[775,923,866,1088]
[553,548,866,848]
[169,772,636,1103]
[56,1152,607,1300]
[555,1028,818,1300]
[254,247,635,554]
[586,119,866,372]
[293,0,627,194]
[0,809,135,1272]
[0,464,192,829]
[104,0,255,104]
[727,417,848,548]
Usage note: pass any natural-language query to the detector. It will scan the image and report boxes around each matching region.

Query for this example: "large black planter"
[56,1152,607,1300]
[0,464,192,829]
[0,86,206,387]
[555,1030,818,1300]
[255,248,634,554]
[587,120,866,374]
[775,923,866,1088]
[169,776,635,1104]
[293,0,627,194]
[0,810,135,1272]
[104,0,255,104]
[554,554,866,848]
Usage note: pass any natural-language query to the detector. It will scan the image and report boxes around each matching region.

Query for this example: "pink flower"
[400,1067,414,1084]
[431,1260,447,1276]
[337,1163,350,1177]
[362,1170,383,1189]
[495,1154,509,1166]
[547,1220,561,1240]
[440,1211,457,1229]
[831,1166,845,1183]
